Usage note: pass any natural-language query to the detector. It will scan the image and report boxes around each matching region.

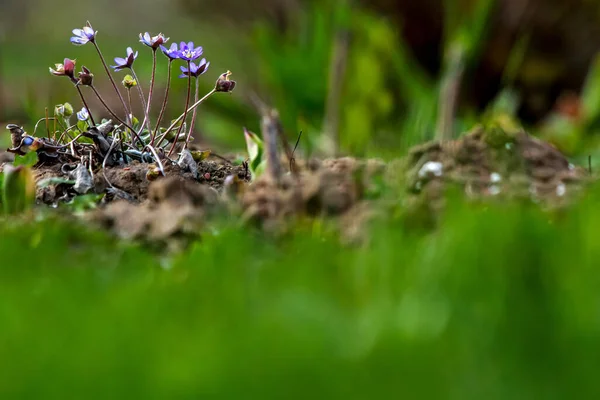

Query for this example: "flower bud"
[215,71,236,93]
[77,66,94,86]
[122,74,137,89]
[63,102,74,117]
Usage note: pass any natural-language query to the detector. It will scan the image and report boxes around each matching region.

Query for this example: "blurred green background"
[3,0,600,159]
[3,0,600,398]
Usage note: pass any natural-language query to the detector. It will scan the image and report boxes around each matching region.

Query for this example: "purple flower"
[179,59,210,78]
[77,107,90,121]
[111,47,138,71]
[71,22,96,45]
[160,43,180,60]
[49,58,77,83]
[140,32,169,50]
[177,41,203,61]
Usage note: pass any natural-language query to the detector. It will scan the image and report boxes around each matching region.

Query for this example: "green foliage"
[244,128,266,179]
[1,164,36,215]
[2,185,600,397]
[253,2,333,135]
[13,151,39,168]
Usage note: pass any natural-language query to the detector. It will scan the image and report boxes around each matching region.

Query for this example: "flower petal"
[72,29,84,36]
[114,57,127,66]
[180,65,188,73]
[83,26,95,38]
[70,37,88,45]
[178,73,188,79]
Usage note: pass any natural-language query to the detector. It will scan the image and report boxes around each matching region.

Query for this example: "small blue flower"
[179,59,210,78]
[160,43,180,60]
[71,22,96,45]
[111,47,138,71]
[22,136,34,146]
[178,41,203,61]
[140,32,169,50]
[77,107,90,121]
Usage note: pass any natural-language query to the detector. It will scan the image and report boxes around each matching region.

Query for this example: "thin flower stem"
[92,40,130,125]
[130,67,152,137]
[45,107,50,139]
[155,88,217,148]
[127,88,132,124]
[151,59,172,146]
[167,61,192,157]
[76,85,96,126]
[143,144,165,176]
[89,85,142,144]
[183,77,200,152]
[145,50,157,127]
[126,87,133,157]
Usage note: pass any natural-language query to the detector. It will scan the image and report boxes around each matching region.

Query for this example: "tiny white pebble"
[489,185,501,196]
[556,183,566,197]
[418,161,443,178]
[568,163,575,170]
[490,172,502,183]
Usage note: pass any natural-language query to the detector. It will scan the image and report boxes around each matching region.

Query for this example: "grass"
[3,2,600,398]
[1,181,600,398]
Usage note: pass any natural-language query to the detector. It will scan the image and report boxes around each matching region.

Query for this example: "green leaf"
[582,54,600,124]
[13,151,39,168]
[63,193,103,212]
[2,165,35,215]
[77,120,89,133]
[244,128,264,172]
[36,177,75,188]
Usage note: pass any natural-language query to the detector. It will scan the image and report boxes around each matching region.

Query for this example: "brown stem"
[151,59,172,145]
[184,77,200,151]
[167,61,192,157]
[92,40,130,126]
[155,88,217,148]
[145,50,157,128]
[321,28,350,157]
[131,67,152,136]
[261,108,282,183]
[435,44,466,141]
[76,85,96,126]
[89,85,142,144]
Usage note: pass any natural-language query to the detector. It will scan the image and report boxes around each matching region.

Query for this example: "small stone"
[490,172,502,183]
[418,161,443,179]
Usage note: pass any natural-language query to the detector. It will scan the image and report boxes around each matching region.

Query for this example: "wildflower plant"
[8,20,236,179]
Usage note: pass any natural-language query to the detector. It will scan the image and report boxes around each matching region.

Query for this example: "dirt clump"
[240,156,387,240]
[30,157,250,206]
[90,176,221,251]
[404,126,590,207]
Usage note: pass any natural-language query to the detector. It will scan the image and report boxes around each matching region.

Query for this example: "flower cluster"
[43,20,237,166]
